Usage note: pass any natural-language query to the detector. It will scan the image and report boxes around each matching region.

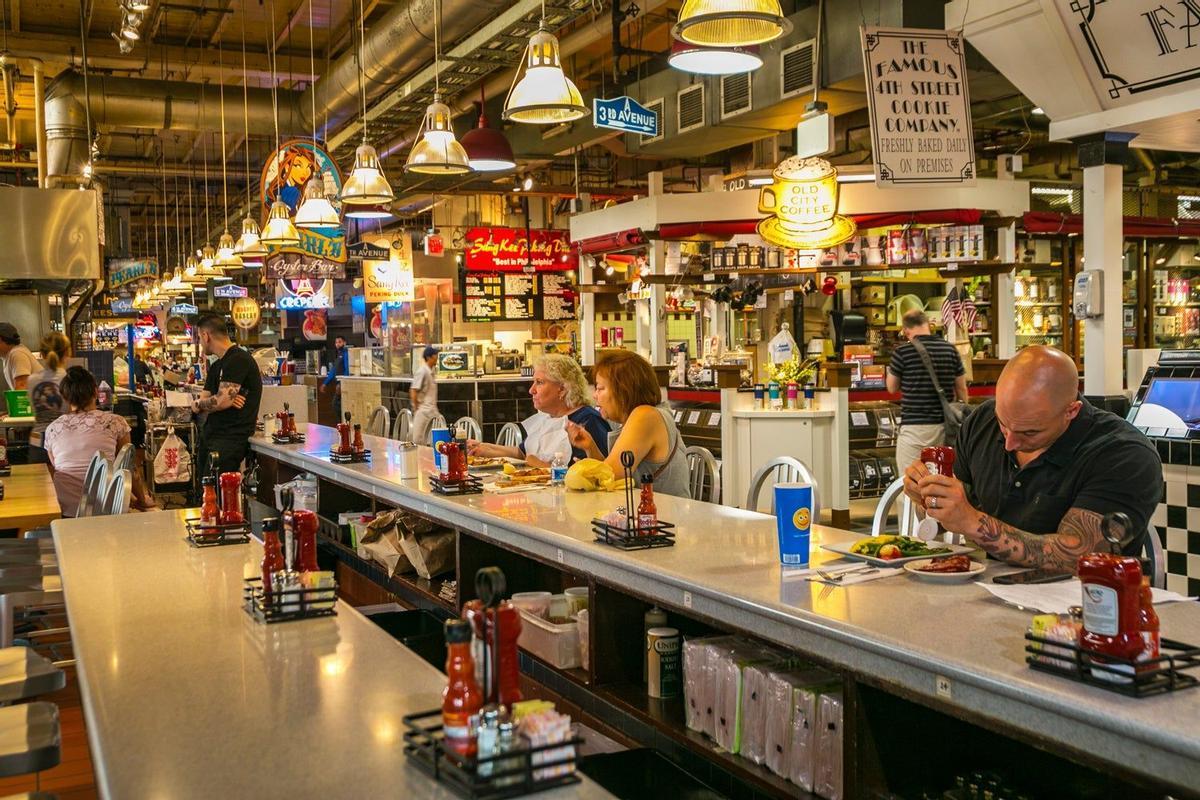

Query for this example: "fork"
[815,564,875,582]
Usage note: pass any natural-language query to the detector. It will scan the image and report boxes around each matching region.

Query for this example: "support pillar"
[996,223,1017,358]
[1078,133,1133,397]
[576,193,595,366]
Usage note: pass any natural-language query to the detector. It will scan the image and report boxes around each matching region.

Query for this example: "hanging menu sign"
[464,227,575,272]
[861,26,975,187]
[463,272,576,322]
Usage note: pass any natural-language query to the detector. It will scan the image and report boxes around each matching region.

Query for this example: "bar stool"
[0,647,65,704]
[366,405,390,438]
[98,470,132,516]
[454,416,482,441]
[0,703,61,779]
[496,422,524,449]
[685,446,721,504]
[745,456,820,519]
[391,408,413,441]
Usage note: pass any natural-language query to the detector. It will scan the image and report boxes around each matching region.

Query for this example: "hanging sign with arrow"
[593,96,659,137]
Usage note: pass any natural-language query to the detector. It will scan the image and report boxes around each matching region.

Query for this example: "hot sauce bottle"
[442,619,483,758]
[1078,553,1145,683]
[352,423,365,455]
[287,411,297,437]
[292,509,319,573]
[200,476,219,526]
[463,599,523,708]
[260,517,286,603]
[336,414,352,455]
[637,474,657,533]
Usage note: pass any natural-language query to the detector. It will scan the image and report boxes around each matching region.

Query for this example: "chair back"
[99,469,132,516]
[871,478,918,539]
[1146,524,1167,589]
[455,416,483,441]
[685,446,721,504]
[429,413,448,433]
[75,453,107,518]
[112,443,135,474]
[366,405,390,438]
[497,422,524,449]
[391,408,413,442]
[745,456,820,518]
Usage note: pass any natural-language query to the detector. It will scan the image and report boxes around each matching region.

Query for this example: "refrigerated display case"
[1013,266,1068,350]
[1150,240,1200,350]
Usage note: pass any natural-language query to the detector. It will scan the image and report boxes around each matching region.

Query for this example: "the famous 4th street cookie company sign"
[593,96,659,137]
[861,26,975,187]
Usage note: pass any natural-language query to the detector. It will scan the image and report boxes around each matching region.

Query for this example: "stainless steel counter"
[254,424,1200,793]
[51,509,614,800]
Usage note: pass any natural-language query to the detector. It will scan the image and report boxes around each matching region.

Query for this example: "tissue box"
[741,662,825,766]
[814,691,844,800]
[711,642,785,754]
[788,682,841,792]
[683,636,738,736]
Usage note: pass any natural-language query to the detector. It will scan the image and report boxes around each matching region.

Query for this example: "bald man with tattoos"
[903,346,1161,574]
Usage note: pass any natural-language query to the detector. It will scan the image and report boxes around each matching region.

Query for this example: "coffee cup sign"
[756,156,856,250]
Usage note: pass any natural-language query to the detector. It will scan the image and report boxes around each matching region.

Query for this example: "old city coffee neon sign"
[464,227,574,272]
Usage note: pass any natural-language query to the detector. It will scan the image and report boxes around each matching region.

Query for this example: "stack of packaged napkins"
[681,635,844,799]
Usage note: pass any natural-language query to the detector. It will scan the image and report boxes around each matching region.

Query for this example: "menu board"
[464,272,576,322]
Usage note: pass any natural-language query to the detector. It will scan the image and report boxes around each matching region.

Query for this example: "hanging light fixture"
[344,203,393,221]
[461,88,516,172]
[293,0,342,228]
[668,40,762,74]
[183,254,203,284]
[339,0,395,206]
[234,14,268,263]
[406,1,473,175]
[502,7,587,125]
[261,198,301,247]
[672,0,790,48]
[214,40,244,270]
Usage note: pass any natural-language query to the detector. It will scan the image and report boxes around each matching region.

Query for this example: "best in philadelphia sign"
[861,27,975,187]
[593,96,659,137]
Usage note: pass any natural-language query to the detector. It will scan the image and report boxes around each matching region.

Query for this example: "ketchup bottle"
[200,476,219,526]
[287,412,297,437]
[336,414,352,455]
[352,424,365,455]
[463,599,523,707]
[442,619,483,758]
[1078,553,1145,683]
[219,472,244,525]
[1138,565,1160,671]
[292,509,319,573]
[261,518,286,603]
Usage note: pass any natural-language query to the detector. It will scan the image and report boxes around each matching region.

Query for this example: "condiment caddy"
[268,403,305,444]
[1023,512,1200,697]
[591,451,676,550]
[329,412,370,464]
[431,422,482,496]
[185,459,251,546]
[242,491,337,624]
[403,567,582,799]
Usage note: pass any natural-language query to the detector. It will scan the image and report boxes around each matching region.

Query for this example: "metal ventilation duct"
[0,187,101,280]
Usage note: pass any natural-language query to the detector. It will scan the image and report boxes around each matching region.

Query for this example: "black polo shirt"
[953,398,1161,555]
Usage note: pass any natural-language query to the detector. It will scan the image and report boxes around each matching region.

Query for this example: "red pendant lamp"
[461,87,517,172]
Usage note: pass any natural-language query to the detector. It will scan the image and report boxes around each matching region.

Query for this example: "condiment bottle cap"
[444,618,472,644]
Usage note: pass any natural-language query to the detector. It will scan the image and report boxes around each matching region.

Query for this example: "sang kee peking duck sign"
[463,227,575,273]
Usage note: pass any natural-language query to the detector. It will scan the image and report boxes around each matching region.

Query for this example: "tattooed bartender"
[904,346,1162,574]
[191,312,263,477]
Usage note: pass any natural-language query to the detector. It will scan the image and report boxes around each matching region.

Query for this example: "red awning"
[575,229,647,254]
[1022,212,1200,238]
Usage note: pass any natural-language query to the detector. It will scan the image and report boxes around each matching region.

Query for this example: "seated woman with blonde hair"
[566,350,690,498]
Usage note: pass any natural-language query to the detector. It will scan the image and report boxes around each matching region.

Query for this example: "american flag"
[940,287,962,329]
[958,291,978,333]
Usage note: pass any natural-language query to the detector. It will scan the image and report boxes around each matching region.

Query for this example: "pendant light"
[199,134,231,282]
[234,14,267,264]
[461,86,516,172]
[182,165,205,284]
[406,1,473,175]
[668,40,763,75]
[340,0,395,209]
[214,42,244,270]
[672,0,790,48]
[260,0,301,247]
[294,0,343,227]
[502,1,587,125]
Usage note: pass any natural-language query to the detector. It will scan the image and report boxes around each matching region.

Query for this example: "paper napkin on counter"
[805,565,904,586]
[981,579,1195,615]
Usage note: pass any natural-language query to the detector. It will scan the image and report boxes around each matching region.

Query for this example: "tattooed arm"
[971,507,1105,573]
[192,381,245,413]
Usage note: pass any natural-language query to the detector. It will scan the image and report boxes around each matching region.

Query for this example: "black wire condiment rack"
[185,466,251,547]
[242,488,338,623]
[402,567,582,799]
[591,451,675,550]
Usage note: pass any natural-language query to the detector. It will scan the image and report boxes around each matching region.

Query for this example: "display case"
[1013,236,1071,355]
[1150,241,1200,350]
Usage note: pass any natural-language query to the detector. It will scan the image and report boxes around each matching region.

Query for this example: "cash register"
[1128,349,1200,439]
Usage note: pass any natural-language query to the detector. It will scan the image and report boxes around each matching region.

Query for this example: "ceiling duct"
[0,187,101,280]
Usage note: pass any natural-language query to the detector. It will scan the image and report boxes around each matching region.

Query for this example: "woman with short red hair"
[566,350,691,498]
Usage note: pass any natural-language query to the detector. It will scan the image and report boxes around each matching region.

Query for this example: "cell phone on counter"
[992,569,1073,585]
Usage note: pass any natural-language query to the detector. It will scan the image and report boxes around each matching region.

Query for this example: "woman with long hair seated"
[566,350,691,498]
[43,367,132,516]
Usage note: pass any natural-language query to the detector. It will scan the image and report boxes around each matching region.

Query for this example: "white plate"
[468,457,526,472]
[820,540,974,567]
[903,558,986,582]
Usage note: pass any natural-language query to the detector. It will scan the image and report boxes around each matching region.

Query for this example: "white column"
[1082,162,1124,396]
[640,171,668,365]
[996,223,1017,358]
[576,193,595,366]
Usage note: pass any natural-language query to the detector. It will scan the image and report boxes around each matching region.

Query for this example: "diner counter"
[253,424,1200,794]
[338,374,531,383]
[51,509,614,800]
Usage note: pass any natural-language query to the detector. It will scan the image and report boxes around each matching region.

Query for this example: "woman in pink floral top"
[43,367,131,516]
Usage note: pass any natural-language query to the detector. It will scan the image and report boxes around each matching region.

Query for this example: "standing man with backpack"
[887,310,968,472]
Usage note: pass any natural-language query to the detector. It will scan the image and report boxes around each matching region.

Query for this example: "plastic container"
[2,391,31,418]
[510,591,552,619]
[517,608,580,669]
[576,608,589,671]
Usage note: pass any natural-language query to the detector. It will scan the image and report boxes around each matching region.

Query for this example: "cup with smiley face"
[772,482,815,566]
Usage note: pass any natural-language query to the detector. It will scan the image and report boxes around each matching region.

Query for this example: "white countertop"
[729,408,835,419]
[338,374,531,383]
[252,424,1200,794]
[52,509,613,800]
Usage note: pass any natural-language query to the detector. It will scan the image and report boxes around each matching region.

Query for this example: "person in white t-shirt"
[410,346,441,445]
[0,323,39,392]
[469,354,609,466]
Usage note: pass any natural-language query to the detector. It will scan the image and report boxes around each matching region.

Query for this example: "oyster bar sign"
[593,96,659,137]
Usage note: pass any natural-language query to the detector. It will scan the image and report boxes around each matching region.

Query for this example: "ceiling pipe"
[380,0,673,160]
[32,60,46,188]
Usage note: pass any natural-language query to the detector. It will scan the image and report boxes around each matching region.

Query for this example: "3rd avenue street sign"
[593,96,659,137]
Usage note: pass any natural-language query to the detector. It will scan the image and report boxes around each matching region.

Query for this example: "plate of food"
[487,466,552,492]
[903,555,986,582]
[467,455,510,470]
[821,535,974,567]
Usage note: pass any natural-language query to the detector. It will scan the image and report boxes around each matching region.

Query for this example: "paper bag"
[358,511,411,576]
[398,526,455,580]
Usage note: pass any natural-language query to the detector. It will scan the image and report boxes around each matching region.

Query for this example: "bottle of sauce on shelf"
[1078,552,1145,683]
[352,424,365,456]
[200,476,219,526]
[261,517,286,603]
[442,618,483,758]
[293,509,319,573]
[218,472,244,525]
[336,414,352,456]
[637,474,657,534]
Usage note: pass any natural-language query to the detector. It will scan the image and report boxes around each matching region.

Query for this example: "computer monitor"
[1129,377,1200,430]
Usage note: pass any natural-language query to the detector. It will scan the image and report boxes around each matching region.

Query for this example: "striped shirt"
[888,335,964,425]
